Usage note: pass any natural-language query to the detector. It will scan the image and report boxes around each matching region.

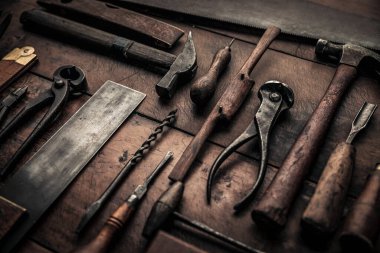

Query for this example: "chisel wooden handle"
[71,202,135,253]
[252,64,358,229]
[190,45,231,104]
[339,164,380,253]
[302,142,354,236]
[20,9,176,70]
[169,26,280,182]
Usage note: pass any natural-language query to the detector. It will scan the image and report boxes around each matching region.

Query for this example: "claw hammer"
[252,40,380,230]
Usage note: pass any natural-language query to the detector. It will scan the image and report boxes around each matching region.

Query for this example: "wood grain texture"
[0,196,27,240]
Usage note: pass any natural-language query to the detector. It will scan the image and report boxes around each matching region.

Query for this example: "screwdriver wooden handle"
[251,64,357,230]
[71,202,135,253]
[190,45,231,104]
[169,26,280,182]
[339,165,380,252]
[301,142,355,236]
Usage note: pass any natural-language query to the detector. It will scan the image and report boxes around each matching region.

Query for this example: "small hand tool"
[0,87,28,125]
[0,80,145,253]
[190,38,234,105]
[0,46,38,92]
[252,39,380,230]
[207,81,294,211]
[339,164,380,253]
[155,32,197,99]
[76,110,177,234]
[20,9,177,71]
[71,151,173,253]
[143,183,263,253]
[0,10,11,39]
[302,102,377,237]
[0,65,88,179]
[37,0,184,49]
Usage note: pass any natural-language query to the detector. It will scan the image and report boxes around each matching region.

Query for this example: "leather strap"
[0,46,37,92]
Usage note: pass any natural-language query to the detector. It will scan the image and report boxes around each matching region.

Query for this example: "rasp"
[108,0,380,51]
[0,80,145,253]
[36,0,184,49]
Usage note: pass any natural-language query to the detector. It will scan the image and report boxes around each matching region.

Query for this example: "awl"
[71,151,173,253]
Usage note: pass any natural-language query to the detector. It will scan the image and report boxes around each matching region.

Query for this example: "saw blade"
[0,80,145,252]
[111,0,380,51]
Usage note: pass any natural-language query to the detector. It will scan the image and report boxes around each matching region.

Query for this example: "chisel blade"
[0,80,145,253]
[346,102,377,144]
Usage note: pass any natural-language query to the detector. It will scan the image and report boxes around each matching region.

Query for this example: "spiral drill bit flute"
[75,110,177,233]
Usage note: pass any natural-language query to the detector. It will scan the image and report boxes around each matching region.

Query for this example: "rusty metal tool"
[0,80,145,253]
[302,102,377,237]
[207,81,294,211]
[20,9,177,72]
[190,39,234,105]
[75,110,177,234]
[143,183,263,253]
[252,40,380,230]
[37,0,184,49]
[0,46,38,92]
[0,87,28,125]
[71,151,173,253]
[155,32,197,99]
[339,164,380,253]
[0,65,88,179]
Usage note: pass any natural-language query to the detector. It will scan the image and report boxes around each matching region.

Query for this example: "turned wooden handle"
[339,165,380,252]
[169,26,280,182]
[302,142,355,236]
[252,64,358,229]
[190,46,231,104]
[71,202,134,253]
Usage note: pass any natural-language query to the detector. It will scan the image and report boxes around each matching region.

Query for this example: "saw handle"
[71,202,135,253]
[339,165,380,252]
[252,64,358,230]
[190,45,231,104]
[169,26,280,182]
[301,142,354,236]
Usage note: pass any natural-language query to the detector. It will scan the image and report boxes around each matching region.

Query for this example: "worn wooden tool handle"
[20,9,176,70]
[339,165,380,253]
[71,202,134,253]
[169,26,280,182]
[302,142,354,236]
[190,46,231,104]
[252,64,358,230]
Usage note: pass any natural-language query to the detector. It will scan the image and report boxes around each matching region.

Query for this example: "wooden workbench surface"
[0,0,379,252]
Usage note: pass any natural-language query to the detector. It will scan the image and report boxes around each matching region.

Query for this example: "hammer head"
[316,39,380,75]
[155,32,197,99]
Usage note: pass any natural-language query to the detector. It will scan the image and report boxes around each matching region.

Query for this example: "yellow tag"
[2,46,37,65]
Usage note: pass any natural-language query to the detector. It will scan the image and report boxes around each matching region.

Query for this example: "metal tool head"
[143,181,184,238]
[155,32,197,98]
[0,87,28,108]
[316,40,380,73]
[346,102,377,144]
[206,81,294,210]
[53,65,88,96]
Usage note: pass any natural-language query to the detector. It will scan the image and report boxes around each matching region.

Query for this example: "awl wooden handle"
[71,202,135,253]
[190,45,231,104]
[302,142,355,236]
[252,64,358,229]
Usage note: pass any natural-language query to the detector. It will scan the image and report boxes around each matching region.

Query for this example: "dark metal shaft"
[76,110,177,233]
[174,212,263,253]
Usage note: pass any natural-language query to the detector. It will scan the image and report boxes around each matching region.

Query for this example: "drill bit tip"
[228,38,235,47]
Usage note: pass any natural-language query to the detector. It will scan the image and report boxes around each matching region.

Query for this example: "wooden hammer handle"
[169,26,280,182]
[71,202,135,253]
[302,142,355,236]
[252,64,358,229]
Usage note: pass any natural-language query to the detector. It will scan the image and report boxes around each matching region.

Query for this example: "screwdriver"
[302,102,377,237]
[71,151,173,253]
[190,38,234,105]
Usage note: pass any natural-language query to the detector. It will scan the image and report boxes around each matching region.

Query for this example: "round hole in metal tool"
[60,66,81,81]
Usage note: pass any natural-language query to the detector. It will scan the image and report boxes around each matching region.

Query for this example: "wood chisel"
[302,102,377,237]
[0,80,145,253]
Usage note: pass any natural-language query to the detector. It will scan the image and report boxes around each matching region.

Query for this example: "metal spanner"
[206,81,294,211]
[0,65,87,179]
